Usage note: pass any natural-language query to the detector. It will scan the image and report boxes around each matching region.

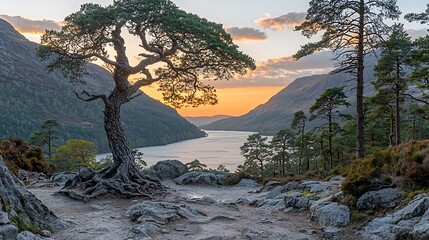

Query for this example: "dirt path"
[30,182,323,240]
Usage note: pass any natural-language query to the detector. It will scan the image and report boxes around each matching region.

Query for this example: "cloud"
[0,15,61,34]
[211,51,336,88]
[406,28,428,39]
[225,27,267,41]
[256,12,306,31]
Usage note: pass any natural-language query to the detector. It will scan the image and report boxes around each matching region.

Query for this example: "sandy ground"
[29,182,323,240]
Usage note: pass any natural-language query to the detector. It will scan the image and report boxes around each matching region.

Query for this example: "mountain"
[0,19,205,153]
[185,115,232,127]
[203,57,378,135]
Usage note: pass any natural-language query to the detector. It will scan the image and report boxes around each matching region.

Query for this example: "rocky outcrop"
[0,156,65,240]
[126,201,206,237]
[357,188,403,210]
[362,195,429,239]
[235,179,260,187]
[154,160,188,180]
[311,202,351,227]
[174,172,230,185]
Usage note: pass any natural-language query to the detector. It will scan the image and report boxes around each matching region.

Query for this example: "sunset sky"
[0,0,427,117]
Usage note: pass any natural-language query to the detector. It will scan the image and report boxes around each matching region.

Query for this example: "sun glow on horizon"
[141,85,285,117]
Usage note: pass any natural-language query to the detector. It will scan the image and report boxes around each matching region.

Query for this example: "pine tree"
[310,87,351,170]
[295,0,400,158]
[373,24,413,146]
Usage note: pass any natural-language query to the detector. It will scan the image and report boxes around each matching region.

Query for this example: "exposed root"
[58,165,164,202]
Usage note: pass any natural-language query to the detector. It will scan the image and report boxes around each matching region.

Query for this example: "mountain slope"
[0,19,205,152]
[185,115,231,127]
[204,57,377,135]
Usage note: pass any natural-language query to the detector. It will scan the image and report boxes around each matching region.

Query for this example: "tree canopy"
[38,0,255,108]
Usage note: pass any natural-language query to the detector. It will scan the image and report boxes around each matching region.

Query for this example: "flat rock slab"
[126,201,207,225]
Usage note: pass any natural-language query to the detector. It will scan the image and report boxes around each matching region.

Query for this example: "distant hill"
[0,19,205,153]
[185,115,232,127]
[203,57,378,135]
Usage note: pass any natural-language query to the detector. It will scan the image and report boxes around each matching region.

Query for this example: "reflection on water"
[97,130,257,171]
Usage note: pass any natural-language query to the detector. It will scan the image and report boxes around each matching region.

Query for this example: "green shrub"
[343,140,429,197]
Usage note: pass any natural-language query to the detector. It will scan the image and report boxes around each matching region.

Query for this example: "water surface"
[97,130,256,171]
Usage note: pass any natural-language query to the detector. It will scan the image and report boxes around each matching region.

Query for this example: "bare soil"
[29,181,324,240]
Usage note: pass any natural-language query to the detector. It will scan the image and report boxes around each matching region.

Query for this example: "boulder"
[357,188,403,210]
[154,160,188,180]
[312,202,350,227]
[257,198,286,213]
[235,179,260,187]
[393,197,429,222]
[50,172,77,182]
[363,220,408,240]
[174,172,229,185]
[0,224,18,240]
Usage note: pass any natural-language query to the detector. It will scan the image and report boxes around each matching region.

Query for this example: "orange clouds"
[0,15,61,34]
[256,12,306,31]
[225,27,267,41]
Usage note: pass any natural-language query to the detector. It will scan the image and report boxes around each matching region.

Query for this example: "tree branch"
[74,91,108,105]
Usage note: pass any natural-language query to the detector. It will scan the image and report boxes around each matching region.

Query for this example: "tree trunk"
[389,110,394,146]
[0,157,65,236]
[395,61,401,146]
[59,92,163,201]
[103,102,134,176]
[300,120,307,172]
[356,0,366,159]
[328,108,333,170]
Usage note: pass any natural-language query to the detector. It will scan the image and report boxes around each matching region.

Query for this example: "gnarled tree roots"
[58,166,164,202]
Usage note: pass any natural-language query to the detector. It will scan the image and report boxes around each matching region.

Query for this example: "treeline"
[0,79,205,153]
[239,20,429,179]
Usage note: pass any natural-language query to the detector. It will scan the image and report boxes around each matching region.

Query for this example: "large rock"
[357,188,403,210]
[393,197,429,222]
[0,157,65,233]
[154,160,188,180]
[50,172,77,183]
[312,202,350,227]
[362,197,429,239]
[0,224,18,240]
[235,179,260,187]
[126,201,206,224]
[174,172,230,185]
[126,201,206,237]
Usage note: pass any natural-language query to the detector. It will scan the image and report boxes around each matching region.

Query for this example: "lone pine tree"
[38,0,255,201]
